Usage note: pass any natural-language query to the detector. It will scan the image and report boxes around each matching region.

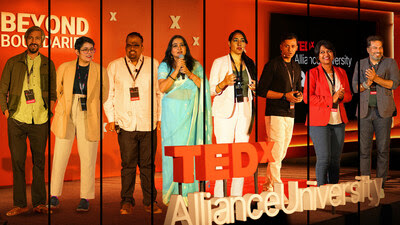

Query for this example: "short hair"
[314,40,336,60]
[24,26,45,42]
[280,33,298,44]
[75,36,95,50]
[367,35,384,47]
[228,30,248,44]
[126,32,144,44]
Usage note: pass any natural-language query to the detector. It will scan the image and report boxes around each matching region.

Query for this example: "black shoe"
[50,196,59,208]
[76,199,89,212]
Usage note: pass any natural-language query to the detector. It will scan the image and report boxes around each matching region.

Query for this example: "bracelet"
[168,76,176,81]
[362,81,370,90]
[217,83,223,90]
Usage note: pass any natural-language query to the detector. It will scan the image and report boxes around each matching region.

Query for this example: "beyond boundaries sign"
[164,142,383,225]
[1,12,89,49]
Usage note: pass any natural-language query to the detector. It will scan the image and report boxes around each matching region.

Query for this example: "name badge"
[130,87,140,101]
[80,97,87,111]
[290,102,295,109]
[370,85,377,95]
[331,102,338,112]
[24,89,35,104]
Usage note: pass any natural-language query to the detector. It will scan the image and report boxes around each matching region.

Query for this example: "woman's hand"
[248,80,256,92]
[333,86,345,103]
[223,72,236,86]
[179,59,190,75]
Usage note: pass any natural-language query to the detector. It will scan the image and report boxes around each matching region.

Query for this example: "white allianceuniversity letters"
[165,176,383,225]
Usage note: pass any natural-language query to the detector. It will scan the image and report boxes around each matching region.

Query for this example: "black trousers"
[118,129,157,206]
[7,118,48,208]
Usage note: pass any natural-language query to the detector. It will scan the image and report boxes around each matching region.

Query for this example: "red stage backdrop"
[0,0,399,187]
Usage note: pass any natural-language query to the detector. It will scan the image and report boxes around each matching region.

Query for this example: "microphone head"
[179,54,184,59]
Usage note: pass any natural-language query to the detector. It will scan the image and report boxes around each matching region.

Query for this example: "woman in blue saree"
[158,35,212,205]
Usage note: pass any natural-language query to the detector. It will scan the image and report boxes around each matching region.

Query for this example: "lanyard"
[229,53,243,80]
[282,60,294,91]
[25,55,35,88]
[76,61,89,95]
[124,57,144,83]
[322,66,336,96]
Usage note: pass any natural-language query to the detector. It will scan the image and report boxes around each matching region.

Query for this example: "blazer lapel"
[226,54,233,75]
[318,65,331,95]
[64,60,77,103]
[87,61,97,99]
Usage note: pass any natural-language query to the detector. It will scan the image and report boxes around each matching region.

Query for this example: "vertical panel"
[0,0,49,224]
[101,0,157,224]
[48,0,101,224]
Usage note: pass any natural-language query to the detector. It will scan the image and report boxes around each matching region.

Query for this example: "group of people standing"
[0,26,398,217]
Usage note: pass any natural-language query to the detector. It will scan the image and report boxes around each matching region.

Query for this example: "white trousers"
[264,116,294,190]
[213,102,251,197]
[50,95,98,199]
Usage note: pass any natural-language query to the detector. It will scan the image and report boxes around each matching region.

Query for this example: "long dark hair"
[228,30,256,80]
[162,35,196,75]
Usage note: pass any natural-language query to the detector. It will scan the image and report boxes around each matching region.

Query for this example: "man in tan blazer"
[49,36,109,211]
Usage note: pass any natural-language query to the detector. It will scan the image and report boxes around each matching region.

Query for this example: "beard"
[371,54,382,61]
[28,44,39,54]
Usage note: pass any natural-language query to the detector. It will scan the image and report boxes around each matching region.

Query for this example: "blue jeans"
[310,123,345,186]
[360,107,392,187]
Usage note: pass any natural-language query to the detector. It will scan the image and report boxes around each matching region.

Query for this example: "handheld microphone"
[179,54,185,79]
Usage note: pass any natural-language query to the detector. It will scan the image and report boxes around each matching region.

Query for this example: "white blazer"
[210,54,254,119]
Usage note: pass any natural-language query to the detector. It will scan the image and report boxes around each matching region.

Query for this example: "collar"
[368,56,384,66]
[125,54,144,66]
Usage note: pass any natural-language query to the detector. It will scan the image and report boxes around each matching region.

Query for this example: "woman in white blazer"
[210,30,256,197]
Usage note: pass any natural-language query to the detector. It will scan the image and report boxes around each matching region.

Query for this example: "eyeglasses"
[80,48,96,54]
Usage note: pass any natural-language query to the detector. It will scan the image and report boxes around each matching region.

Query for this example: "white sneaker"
[380,189,385,198]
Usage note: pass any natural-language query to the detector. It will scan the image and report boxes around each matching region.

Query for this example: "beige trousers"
[264,116,294,190]
[50,95,98,199]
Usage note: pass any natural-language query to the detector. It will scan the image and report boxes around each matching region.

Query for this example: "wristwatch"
[281,93,286,101]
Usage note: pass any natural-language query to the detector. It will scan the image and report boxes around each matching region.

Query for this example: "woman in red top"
[303,40,352,186]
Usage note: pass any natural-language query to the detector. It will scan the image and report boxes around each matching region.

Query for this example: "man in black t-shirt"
[258,33,303,192]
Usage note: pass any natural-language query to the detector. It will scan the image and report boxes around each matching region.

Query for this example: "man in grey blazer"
[352,35,400,198]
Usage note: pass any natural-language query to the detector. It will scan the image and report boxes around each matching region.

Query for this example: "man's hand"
[156,121,161,130]
[366,67,378,81]
[106,122,116,132]
[4,110,9,119]
[50,101,55,114]
[286,91,303,103]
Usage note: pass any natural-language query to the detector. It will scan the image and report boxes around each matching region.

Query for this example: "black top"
[257,56,302,118]
[73,65,89,95]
